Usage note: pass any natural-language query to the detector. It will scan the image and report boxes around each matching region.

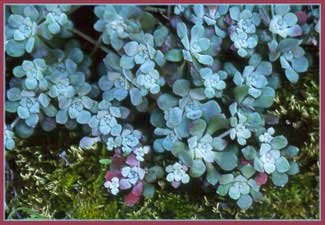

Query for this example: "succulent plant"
[229,6,261,34]
[166,162,190,188]
[174,5,229,29]
[99,71,130,101]
[228,27,258,57]
[120,33,165,69]
[229,112,252,146]
[48,76,76,101]
[199,67,227,98]
[8,5,40,21]
[227,6,261,57]
[256,143,281,174]
[104,128,142,154]
[217,174,260,209]
[99,52,132,101]
[269,5,302,38]
[188,134,215,162]
[121,166,145,187]
[88,100,124,137]
[176,22,213,65]
[174,5,189,15]
[153,127,180,152]
[104,177,120,195]
[135,63,165,95]
[6,90,42,128]
[102,146,151,206]
[59,96,97,125]
[133,146,150,161]
[234,60,272,98]
[5,126,15,151]
[254,134,289,175]
[47,60,91,97]
[268,38,309,83]
[13,59,48,90]
[105,137,119,151]
[5,14,38,57]
[203,5,229,25]
[259,127,275,143]
[119,129,142,154]
[39,5,73,39]
[94,5,141,50]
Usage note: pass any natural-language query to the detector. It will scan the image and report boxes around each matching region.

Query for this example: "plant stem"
[270,5,277,40]
[68,28,110,54]
[216,129,232,139]
[90,34,103,56]
[167,6,171,18]
[271,4,275,17]
[144,6,167,14]
[10,118,20,130]
[38,36,56,49]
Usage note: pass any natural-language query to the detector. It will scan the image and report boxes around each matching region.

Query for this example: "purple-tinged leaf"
[124,192,141,206]
[295,11,307,24]
[131,182,143,196]
[105,170,121,181]
[255,172,268,185]
[287,25,303,37]
[119,178,132,190]
[126,154,139,167]
[79,136,100,149]
[171,180,181,188]
[111,154,125,170]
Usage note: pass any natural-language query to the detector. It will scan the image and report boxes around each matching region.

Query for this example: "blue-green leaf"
[237,195,253,209]
[271,171,288,187]
[166,49,183,62]
[188,119,206,138]
[215,145,238,171]
[172,79,190,97]
[178,150,193,167]
[190,159,206,177]
[271,135,288,149]
[275,156,290,173]
[157,94,178,110]
[130,87,143,106]
[206,163,220,185]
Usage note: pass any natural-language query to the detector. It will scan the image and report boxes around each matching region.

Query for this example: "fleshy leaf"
[240,164,256,178]
[237,195,253,209]
[190,159,206,177]
[166,49,183,62]
[179,150,193,167]
[271,135,288,149]
[206,163,220,185]
[126,154,139,167]
[145,166,164,183]
[255,172,268,185]
[172,79,190,97]
[80,136,100,149]
[131,182,143,197]
[143,183,155,198]
[124,192,140,206]
[271,171,288,187]
[130,87,143,106]
[275,156,290,173]
[215,148,238,171]
[188,119,206,138]
[157,94,178,110]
